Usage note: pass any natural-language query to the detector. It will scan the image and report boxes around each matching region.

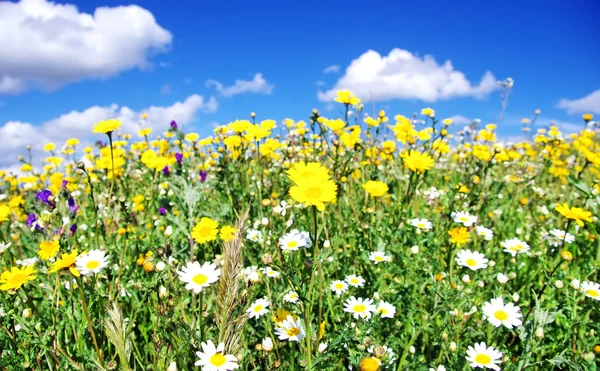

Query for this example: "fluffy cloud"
[323,65,340,74]
[318,48,497,103]
[206,73,274,97]
[557,89,600,115]
[0,0,172,94]
[0,94,217,169]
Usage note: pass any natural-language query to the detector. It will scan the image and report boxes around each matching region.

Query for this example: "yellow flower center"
[494,310,509,321]
[253,305,264,313]
[305,187,322,199]
[350,278,358,284]
[587,289,599,297]
[286,327,300,336]
[375,256,383,261]
[209,353,227,366]
[9,273,28,285]
[289,293,298,298]
[353,304,366,312]
[335,283,344,289]
[466,259,477,267]
[193,274,208,285]
[417,223,425,228]
[86,260,100,269]
[379,308,388,314]
[197,226,212,237]
[475,354,491,364]
[287,241,298,248]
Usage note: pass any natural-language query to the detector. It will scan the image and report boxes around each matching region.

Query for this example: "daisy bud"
[512,293,520,302]
[167,362,177,371]
[373,292,380,300]
[497,273,509,284]
[22,308,32,319]
[462,274,470,283]
[441,332,448,341]
[477,281,485,288]
[450,342,457,352]
[409,346,415,354]
[410,245,419,254]
[262,337,274,352]
[327,257,334,262]
[323,240,331,248]
[582,352,596,362]
[159,286,168,298]
[488,260,496,267]
[261,217,269,226]
[555,280,564,289]
[571,279,581,290]
[508,272,517,279]
[535,327,544,338]
[164,226,173,237]
[156,261,166,272]
[416,228,422,235]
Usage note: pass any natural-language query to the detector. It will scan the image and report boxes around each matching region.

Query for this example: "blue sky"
[0,0,599,168]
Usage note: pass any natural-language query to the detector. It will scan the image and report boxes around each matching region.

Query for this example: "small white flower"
[283,291,300,303]
[581,281,600,300]
[343,296,377,320]
[455,250,488,271]
[482,297,523,329]
[261,267,280,278]
[409,218,433,231]
[571,278,581,290]
[368,251,392,264]
[177,261,221,294]
[345,274,365,287]
[261,337,273,352]
[451,211,478,227]
[274,315,305,341]
[475,226,494,241]
[194,340,239,370]
[465,342,503,370]
[376,301,396,318]
[501,238,530,257]
[247,298,270,320]
[497,273,509,284]
[75,250,109,276]
[330,280,348,296]
[279,229,311,251]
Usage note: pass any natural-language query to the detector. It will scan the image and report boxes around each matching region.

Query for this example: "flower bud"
[535,327,544,338]
[262,337,273,352]
[22,308,32,319]
[571,279,581,290]
[164,226,173,237]
[167,362,177,371]
[450,342,457,351]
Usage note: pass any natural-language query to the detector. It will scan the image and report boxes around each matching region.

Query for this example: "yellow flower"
[0,265,37,291]
[92,119,123,134]
[38,239,60,260]
[334,90,361,105]
[0,205,11,223]
[66,138,80,146]
[139,128,152,137]
[583,113,594,122]
[449,227,471,246]
[286,162,330,184]
[401,151,434,173]
[191,217,219,244]
[141,113,148,119]
[362,181,389,197]
[421,107,435,117]
[185,133,200,142]
[359,357,381,371]
[555,203,592,226]
[288,162,337,211]
[48,249,80,277]
[43,143,55,151]
[219,225,236,242]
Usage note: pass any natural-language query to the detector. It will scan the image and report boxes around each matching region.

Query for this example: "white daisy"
[279,229,311,251]
[343,296,377,320]
[246,298,270,319]
[455,250,488,271]
[75,250,109,276]
[496,273,509,284]
[16,257,38,266]
[194,340,239,371]
[273,200,291,216]
[482,297,523,329]
[376,301,396,318]
[475,226,494,241]
[345,274,365,287]
[465,342,503,370]
[544,229,574,247]
[283,291,300,303]
[261,267,280,278]
[501,238,530,257]
[274,315,305,341]
[423,186,444,200]
[452,211,478,227]
[245,229,263,243]
[330,280,348,296]
[581,281,600,300]
[409,218,433,231]
[368,251,392,264]
[177,261,221,294]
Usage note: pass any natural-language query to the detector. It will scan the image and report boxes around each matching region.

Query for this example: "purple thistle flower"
[68,197,79,214]
[200,170,207,183]
[162,166,171,176]
[170,120,178,129]
[69,224,78,236]
[158,207,167,215]
[26,213,37,227]
[36,189,54,207]
[175,152,183,164]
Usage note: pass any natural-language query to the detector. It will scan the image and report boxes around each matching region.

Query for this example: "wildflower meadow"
[0,89,599,371]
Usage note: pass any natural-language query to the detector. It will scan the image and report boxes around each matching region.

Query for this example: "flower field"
[0,90,599,370]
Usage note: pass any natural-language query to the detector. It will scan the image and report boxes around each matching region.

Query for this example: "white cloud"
[315,80,326,87]
[206,73,274,97]
[318,48,497,103]
[0,0,172,95]
[557,89,600,115]
[323,65,340,74]
[446,115,472,125]
[0,94,217,169]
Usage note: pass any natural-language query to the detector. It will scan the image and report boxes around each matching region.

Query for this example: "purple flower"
[162,166,171,176]
[61,180,68,189]
[68,197,79,214]
[36,189,54,207]
[26,213,37,227]
[170,120,178,129]
[158,207,167,215]
[69,224,78,236]
[175,152,183,164]
[200,170,207,183]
